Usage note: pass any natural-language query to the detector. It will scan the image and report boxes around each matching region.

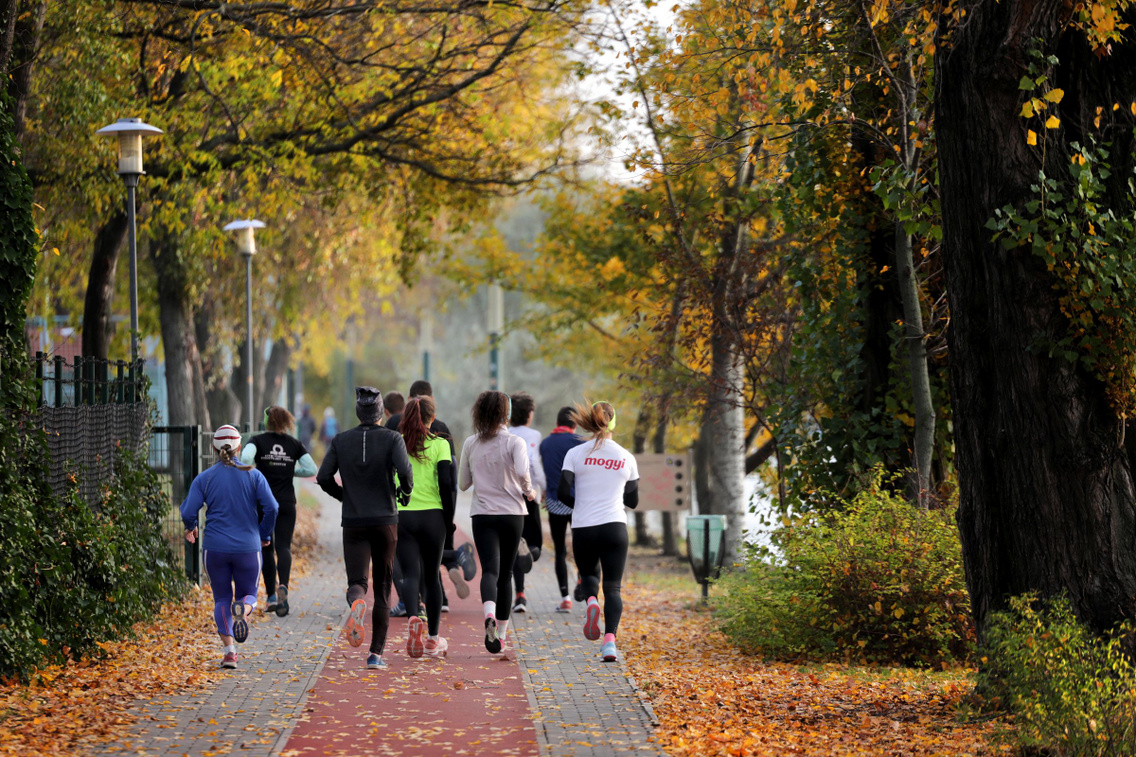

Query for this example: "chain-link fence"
[31,352,148,509]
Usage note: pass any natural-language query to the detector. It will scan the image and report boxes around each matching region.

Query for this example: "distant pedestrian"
[507,391,545,613]
[539,407,586,612]
[319,407,339,446]
[558,401,639,663]
[396,396,454,658]
[297,404,316,449]
[317,387,413,670]
[459,390,534,656]
[383,392,406,429]
[181,425,279,669]
[241,406,318,617]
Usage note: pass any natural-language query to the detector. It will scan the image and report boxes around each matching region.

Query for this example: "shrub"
[982,594,1136,757]
[717,467,974,665]
[0,409,185,679]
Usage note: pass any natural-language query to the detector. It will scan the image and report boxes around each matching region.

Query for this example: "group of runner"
[180,381,640,671]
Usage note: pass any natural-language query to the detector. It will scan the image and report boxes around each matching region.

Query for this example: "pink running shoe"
[221,651,238,669]
[407,616,426,659]
[424,636,449,658]
[583,597,601,641]
[556,597,572,613]
[345,599,367,647]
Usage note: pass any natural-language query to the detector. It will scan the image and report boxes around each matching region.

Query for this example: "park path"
[95,484,663,756]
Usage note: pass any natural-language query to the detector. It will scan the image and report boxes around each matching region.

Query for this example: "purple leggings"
[205,550,262,636]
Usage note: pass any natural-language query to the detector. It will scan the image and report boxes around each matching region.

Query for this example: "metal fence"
[31,352,148,508]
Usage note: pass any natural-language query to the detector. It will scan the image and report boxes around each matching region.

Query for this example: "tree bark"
[700,328,747,564]
[6,0,45,141]
[152,234,207,427]
[936,1,1136,636]
[81,212,127,360]
[631,408,652,546]
[257,339,292,414]
[653,406,678,556]
[0,0,17,74]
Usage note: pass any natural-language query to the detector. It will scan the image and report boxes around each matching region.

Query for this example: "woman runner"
[181,424,279,669]
[557,401,639,663]
[396,396,453,658]
[458,390,535,655]
[241,406,318,617]
[317,386,413,670]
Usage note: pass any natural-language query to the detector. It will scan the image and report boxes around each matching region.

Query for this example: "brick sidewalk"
[97,486,665,756]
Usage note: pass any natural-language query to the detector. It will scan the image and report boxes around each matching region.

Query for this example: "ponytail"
[570,400,615,451]
[400,396,437,461]
[218,445,254,471]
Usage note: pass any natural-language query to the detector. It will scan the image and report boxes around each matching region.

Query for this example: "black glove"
[397,489,411,508]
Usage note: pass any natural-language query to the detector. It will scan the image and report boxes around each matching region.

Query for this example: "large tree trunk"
[5,0,45,141]
[152,234,208,427]
[81,212,127,360]
[653,407,678,556]
[936,2,1136,636]
[257,339,292,413]
[699,327,747,565]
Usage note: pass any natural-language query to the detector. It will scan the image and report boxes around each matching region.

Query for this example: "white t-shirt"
[561,439,639,529]
[509,425,546,493]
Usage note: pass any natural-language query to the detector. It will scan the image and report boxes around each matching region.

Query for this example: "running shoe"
[441,602,450,613]
[389,601,408,617]
[512,593,528,613]
[407,616,426,659]
[484,616,502,654]
[276,585,289,617]
[366,654,387,670]
[457,542,477,581]
[515,538,533,574]
[221,651,238,669]
[556,597,572,613]
[231,600,249,644]
[573,578,586,602]
[448,566,471,600]
[583,597,601,641]
[424,636,449,658]
[345,599,367,647]
[601,638,619,663]
[265,594,279,614]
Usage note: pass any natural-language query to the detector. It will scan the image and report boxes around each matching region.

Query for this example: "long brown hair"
[265,405,295,433]
[471,390,509,440]
[571,400,614,451]
[400,396,437,461]
[218,445,254,471]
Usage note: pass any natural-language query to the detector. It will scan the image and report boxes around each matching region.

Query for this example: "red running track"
[281,528,539,757]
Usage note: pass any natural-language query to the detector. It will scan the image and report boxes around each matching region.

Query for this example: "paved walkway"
[96,485,664,756]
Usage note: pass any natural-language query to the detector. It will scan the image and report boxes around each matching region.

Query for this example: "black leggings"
[573,522,629,636]
[396,510,446,635]
[343,524,398,655]
[471,514,523,621]
[549,512,571,597]
[262,504,297,596]
[512,499,544,593]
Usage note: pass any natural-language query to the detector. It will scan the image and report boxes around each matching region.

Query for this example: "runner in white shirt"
[557,401,639,663]
[508,391,545,612]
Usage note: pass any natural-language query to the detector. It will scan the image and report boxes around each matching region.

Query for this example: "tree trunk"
[81,212,127,360]
[257,339,292,413]
[152,234,207,427]
[653,407,678,556]
[894,225,936,507]
[699,327,747,565]
[631,408,652,546]
[936,2,1136,636]
[0,0,17,73]
[6,0,45,141]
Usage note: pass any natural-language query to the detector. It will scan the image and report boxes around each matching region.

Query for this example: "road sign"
[635,452,692,512]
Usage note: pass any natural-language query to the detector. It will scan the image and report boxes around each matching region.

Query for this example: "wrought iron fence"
[150,425,203,584]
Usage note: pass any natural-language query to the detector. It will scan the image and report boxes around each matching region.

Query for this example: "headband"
[593,400,617,432]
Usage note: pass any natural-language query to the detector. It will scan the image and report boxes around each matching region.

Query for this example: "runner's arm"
[557,470,575,509]
[240,443,258,467]
[623,479,639,509]
[255,471,280,542]
[295,453,317,478]
[180,475,207,530]
[458,437,474,491]
[438,460,456,532]
[393,435,414,499]
[316,439,343,501]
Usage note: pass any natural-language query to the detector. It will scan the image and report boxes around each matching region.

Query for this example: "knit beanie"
[355,386,383,424]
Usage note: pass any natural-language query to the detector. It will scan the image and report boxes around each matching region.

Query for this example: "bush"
[717,467,974,665]
[0,410,185,679]
[982,594,1136,757]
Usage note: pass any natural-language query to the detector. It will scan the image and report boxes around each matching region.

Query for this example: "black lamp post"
[95,118,162,361]
[686,514,727,602]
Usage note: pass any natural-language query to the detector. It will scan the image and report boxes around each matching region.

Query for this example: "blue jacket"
[539,431,585,499]
[181,462,279,553]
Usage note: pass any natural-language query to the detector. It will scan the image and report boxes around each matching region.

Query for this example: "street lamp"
[223,219,265,433]
[686,514,727,602]
[487,284,503,390]
[96,118,163,361]
[419,311,434,382]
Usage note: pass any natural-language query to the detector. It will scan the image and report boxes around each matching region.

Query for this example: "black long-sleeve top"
[317,423,413,527]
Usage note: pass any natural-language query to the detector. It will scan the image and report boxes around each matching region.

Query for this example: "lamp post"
[686,514,727,602]
[223,219,265,433]
[419,311,434,382]
[487,284,503,390]
[96,118,163,361]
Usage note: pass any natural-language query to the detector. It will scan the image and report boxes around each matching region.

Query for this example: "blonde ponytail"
[570,400,615,451]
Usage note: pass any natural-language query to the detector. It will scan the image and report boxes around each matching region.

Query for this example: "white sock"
[428,634,439,641]
[497,619,510,642]
[223,644,236,654]
[561,594,570,601]
[483,600,496,619]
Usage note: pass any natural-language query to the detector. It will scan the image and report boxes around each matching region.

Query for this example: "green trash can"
[686,514,727,601]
